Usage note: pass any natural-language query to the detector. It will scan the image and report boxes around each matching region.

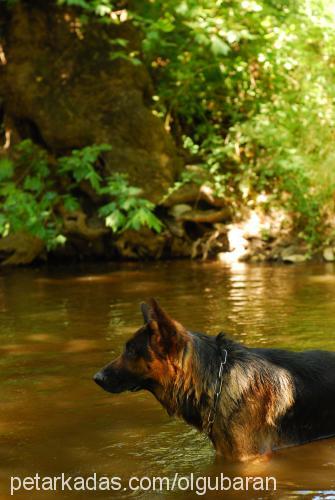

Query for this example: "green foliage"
[0,140,162,249]
[133,0,335,247]
[58,0,115,17]
[4,0,335,251]
[0,141,60,247]
[59,144,110,191]
[58,144,162,233]
[58,0,335,246]
[98,174,162,232]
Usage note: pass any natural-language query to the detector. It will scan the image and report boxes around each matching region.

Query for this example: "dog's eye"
[126,346,137,359]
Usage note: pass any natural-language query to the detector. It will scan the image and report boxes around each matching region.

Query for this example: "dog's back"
[253,348,335,445]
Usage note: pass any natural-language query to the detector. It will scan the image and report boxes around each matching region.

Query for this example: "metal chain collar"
[204,348,227,436]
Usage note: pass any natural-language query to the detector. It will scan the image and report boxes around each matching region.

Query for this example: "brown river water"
[1,261,335,499]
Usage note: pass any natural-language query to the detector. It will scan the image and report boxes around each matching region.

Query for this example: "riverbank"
[1,180,334,266]
[1,1,335,267]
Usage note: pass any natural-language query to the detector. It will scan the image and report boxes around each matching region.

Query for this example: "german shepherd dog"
[94,299,335,462]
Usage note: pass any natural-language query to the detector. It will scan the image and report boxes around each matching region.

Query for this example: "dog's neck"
[149,333,225,431]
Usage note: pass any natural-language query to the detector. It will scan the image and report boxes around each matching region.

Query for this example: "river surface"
[1,261,335,499]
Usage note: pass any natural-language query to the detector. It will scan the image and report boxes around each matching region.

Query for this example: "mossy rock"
[0,1,181,202]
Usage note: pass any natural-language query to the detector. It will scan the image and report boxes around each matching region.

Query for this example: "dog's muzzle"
[93,370,107,389]
[93,369,142,393]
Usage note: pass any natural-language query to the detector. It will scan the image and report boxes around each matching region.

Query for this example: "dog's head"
[93,299,190,394]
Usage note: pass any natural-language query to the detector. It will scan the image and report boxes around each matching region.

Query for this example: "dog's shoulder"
[251,346,335,388]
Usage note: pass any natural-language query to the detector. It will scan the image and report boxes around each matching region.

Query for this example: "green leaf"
[105,210,127,232]
[110,38,129,47]
[63,195,80,212]
[23,176,43,193]
[98,201,116,217]
[0,158,14,181]
[210,35,230,56]
[86,169,102,190]
[126,207,162,233]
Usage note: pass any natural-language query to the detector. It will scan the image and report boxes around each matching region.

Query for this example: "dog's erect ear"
[147,298,187,355]
[140,302,152,324]
[149,298,173,327]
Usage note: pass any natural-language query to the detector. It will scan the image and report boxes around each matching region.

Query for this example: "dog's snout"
[93,371,106,387]
[93,360,139,394]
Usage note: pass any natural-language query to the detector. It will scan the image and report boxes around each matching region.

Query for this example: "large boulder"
[0,1,181,202]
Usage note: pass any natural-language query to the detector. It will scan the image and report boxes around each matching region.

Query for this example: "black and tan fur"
[94,299,335,462]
